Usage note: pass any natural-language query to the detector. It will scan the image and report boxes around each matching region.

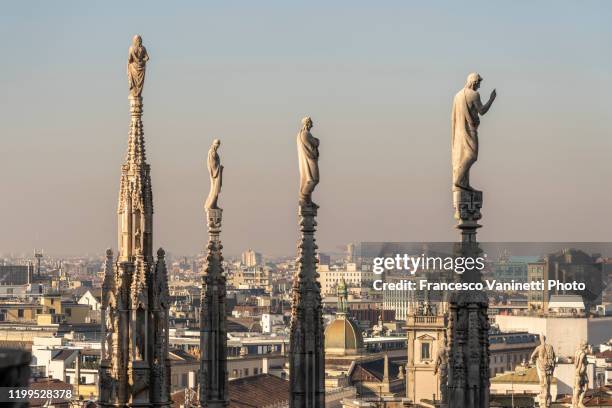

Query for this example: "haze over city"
[2,1,611,257]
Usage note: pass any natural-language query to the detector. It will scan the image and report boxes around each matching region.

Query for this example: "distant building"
[528,249,603,313]
[489,332,539,376]
[318,263,374,296]
[490,366,556,404]
[527,260,546,312]
[548,294,586,315]
[229,266,272,291]
[492,255,536,283]
[77,289,102,312]
[261,313,284,334]
[318,253,331,266]
[381,275,414,321]
[0,264,32,286]
[241,249,262,267]
[405,313,446,404]
[324,278,364,357]
[348,354,406,398]
[495,314,612,357]
[346,243,356,264]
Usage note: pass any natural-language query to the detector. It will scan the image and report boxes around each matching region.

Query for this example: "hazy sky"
[1,1,611,258]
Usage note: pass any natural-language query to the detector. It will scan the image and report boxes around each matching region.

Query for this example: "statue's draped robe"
[205,148,222,209]
[128,46,148,97]
[451,87,482,190]
[533,343,555,382]
[297,128,319,201]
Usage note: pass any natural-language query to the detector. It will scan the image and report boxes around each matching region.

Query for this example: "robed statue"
[530,334,556,408]
[205,139,223,210]
[572,341,589,408]
[127,35,149,97]
[451,73,496,192]
[434,345,449,405]
[297,117,320,206]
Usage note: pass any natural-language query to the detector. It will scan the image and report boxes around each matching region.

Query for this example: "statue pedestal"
[453,189,482,243]
[289,202,325,408]
[200,206,228,408]
[129,96,143,113]
[448,190,489,408]
[206,208,223,235]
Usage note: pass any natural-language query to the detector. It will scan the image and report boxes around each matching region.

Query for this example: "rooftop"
[228,374,289,408]
[491,366,556,384]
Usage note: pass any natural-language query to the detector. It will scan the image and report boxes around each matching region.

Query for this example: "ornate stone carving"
[447,83,491,406]
[530,334,556,408]
[452,190,483,247]
[290,129,325,407]
[434,345,449,406]
[199,157,229,407]
[297,117,320,207]
[99,37,170,408]
[572,341,589,408]
[204,139,223,210]
[127,35,149,98]
[451,73,496,192]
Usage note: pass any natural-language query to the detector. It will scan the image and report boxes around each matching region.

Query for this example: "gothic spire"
[99,36,171,408]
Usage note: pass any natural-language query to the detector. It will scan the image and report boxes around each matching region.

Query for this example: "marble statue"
[530,334,556,408]
[204,139,223,210]
[572,341,589,408]
[434,345,449,405]
[451,73,496,192]
[127,35,149,97]
[104,307,114,359]
[297,116,320,206]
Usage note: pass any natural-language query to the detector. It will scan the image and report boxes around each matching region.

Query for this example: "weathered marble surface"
[205,139,223,210]
[434,345,449,406]
[291,118,325,407]
[297,117,320,207]
[572,341,589,408]
[530,334,556,408]
[200,207,229,408]
[451,73,496,192]
[127,35,149,98]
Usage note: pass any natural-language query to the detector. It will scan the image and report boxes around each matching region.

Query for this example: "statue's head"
[212,139,221,149]
[540,333,546,344]
[302,116,313,130]
[580,340,588,350]
[132,35,143,47]
[466,72,483,90]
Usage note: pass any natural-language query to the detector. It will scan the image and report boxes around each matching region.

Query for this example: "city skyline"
[2,1,612,257]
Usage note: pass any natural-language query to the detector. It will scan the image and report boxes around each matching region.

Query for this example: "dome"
[324,315,364,356]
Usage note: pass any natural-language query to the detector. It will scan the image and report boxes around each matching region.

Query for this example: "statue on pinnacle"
[297,116,320,208]
[451,72,496,193]
[127,34,149,98]
[205,139,223,210]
